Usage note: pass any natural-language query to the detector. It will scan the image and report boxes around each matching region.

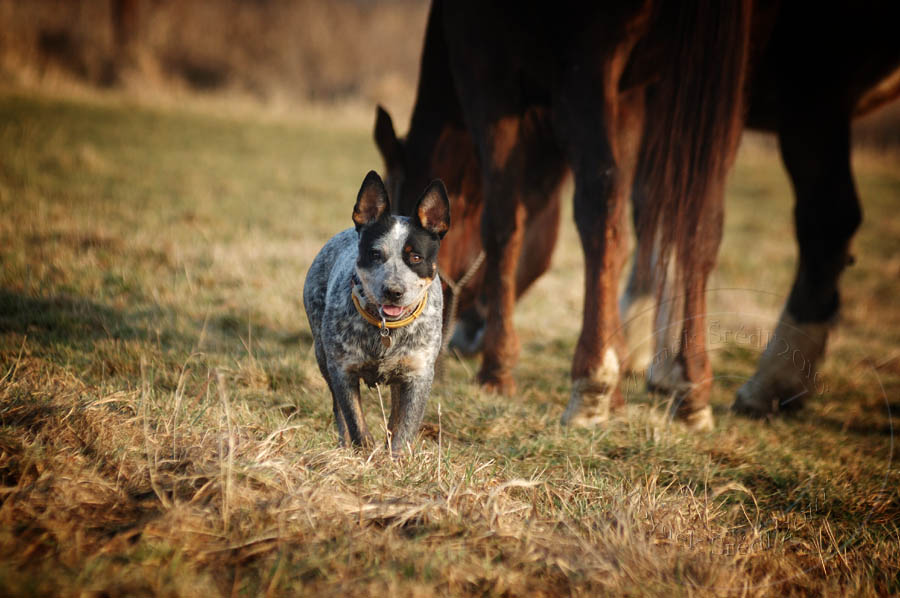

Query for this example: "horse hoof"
[561,379,619,427]
[731,312,829,418]
[560,380,614,428]
[676,405,715,431]
[562,349,622,427]
[732,379,776,417]
[732,376,806,418]
[646,357,691,396]
[477,370,516,395]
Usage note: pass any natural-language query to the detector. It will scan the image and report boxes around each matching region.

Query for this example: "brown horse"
[376,0,752,429]
[376,0,900,426]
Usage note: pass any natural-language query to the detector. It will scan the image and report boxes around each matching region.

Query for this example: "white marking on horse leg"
[682,405,714,431]
[620,290,655,373]
[646,350,716,430]
[645,277,686,394]
[734,312,830,416]
[562,348,620,427]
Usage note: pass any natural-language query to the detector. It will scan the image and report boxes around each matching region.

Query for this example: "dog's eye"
[368,249,383,262]
[409,253,423,264]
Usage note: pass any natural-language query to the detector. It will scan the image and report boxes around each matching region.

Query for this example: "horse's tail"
[634,0,753,295]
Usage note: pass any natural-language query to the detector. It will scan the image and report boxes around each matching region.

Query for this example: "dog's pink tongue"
[382,305,403,318]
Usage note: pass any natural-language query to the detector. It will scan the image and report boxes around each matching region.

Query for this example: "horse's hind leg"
[620,184,674,376]
[619,240,657,374]
[734,108,859,417]
[616,90,661,377]
[672,201,724,430]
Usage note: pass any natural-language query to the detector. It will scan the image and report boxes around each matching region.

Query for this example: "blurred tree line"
[0,0,428,105]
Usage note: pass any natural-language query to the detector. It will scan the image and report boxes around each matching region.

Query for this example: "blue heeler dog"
[303,171,450,454]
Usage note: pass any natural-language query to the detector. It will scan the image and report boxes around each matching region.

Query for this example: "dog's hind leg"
[387,377,431,455]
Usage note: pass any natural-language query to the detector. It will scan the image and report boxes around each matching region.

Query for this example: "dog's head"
[352,171,450,321]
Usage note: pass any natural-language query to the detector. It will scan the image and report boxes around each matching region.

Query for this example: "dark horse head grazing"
[373,6,566,351]
[375,104,565,352]
[377,0,753,430]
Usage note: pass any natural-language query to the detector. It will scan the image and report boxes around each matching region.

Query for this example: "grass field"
[0,91,898,597]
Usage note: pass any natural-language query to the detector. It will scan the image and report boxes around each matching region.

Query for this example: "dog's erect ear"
[353,171,390,230]
[414,180,451,239]
[374,105,404,173]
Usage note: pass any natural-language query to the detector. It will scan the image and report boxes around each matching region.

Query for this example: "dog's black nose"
[382,286,404,303]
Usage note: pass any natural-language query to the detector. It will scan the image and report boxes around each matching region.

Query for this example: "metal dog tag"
[380,327,392,348]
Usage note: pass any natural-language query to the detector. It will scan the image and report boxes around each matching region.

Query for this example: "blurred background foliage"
[2,0,899,148]
[0,0,428,115]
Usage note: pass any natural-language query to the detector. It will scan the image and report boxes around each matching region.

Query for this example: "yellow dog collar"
[351,290,429,330]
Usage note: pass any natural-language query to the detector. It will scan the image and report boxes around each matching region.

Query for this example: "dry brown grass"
[7,356,886,597]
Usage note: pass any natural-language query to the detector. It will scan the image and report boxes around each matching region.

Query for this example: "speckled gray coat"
[304,226,444,453]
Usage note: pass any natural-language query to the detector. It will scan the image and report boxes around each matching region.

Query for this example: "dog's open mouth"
[380,304,406,319]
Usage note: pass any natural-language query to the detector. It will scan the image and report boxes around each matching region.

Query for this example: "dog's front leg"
[328,367,374,449]
[314,342,351,446]
[387,376,431,455]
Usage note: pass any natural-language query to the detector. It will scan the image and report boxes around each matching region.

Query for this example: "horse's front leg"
[557,77,641,426]
[476,117,528,394]
[561,157,630,426]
